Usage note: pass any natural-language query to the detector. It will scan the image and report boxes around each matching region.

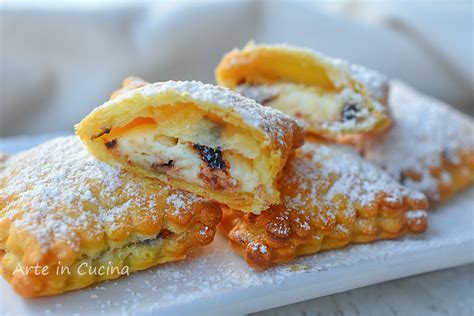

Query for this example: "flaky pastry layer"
[76,78,304,214]
[215,42,391,140]
[0,137,222,297]
[219,141,428,270]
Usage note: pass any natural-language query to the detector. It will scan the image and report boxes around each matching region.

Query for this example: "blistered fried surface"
[220,141,428,270]
[0,136,221,297]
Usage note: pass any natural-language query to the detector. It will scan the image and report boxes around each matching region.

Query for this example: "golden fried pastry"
[76,78,304,214]
[220,140,428,270]
[362,81,474,202]
[215,42,391,140]
[0,136,222,297]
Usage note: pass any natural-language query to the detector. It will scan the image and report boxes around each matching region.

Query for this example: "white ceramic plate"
[1,135,473,316]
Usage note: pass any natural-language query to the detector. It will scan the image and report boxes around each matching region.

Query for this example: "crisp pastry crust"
[215,42,391,140]
[362,81,474,202]
[0,137,222,297]
[75,78,304,214]
[219,140,428,270]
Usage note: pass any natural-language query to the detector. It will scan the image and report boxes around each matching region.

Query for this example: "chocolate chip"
[91,128,111,140]
[342,103,359,121]
[151,160,175,170]
[161,160,174,168]
[105,139,117,149]
[193,144,226,170]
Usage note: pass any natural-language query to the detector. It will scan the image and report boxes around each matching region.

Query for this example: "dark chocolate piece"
[105,139,117,149]
[342,103,359,121]
[193,144,226,170]
[91,128,111,140]
[151,160,175,170]
[161,160,175,168]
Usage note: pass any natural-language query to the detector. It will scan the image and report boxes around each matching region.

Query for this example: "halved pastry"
[215,42,391,140]
[76,79,304,214]
[0,137,222,297]
[219,140,428,270]
[362,81,474,202]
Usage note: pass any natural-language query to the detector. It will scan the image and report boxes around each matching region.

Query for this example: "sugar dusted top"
[306,142,425,206]
[349,64,388,107]
[364,81,474,199]
[94,80,304,151]
[261,141,429,243]
[0,136,210,258]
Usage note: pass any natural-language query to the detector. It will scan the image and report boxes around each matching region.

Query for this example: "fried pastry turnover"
[215,42,391,140]
[76,79,304,214]
[362,81,474,202]
[219,141,428,270]
[0,137,222,297]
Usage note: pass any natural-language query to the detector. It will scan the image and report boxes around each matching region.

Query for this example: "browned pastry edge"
[355,131,474,203]
[219,192,427,271]
[1,207,222,298]
[0,137,223,297]
[400,149,474,203]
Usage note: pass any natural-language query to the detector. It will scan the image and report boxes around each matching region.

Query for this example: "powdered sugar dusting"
[363,81,474,200]
[165,193,204,216]
[0,136,206,256]
[285,142,426,214]
[1,137,120,253]
[349,64,388,105]
[251,243,268,254]
[96,80,303,151]
[406,210,428,220]
[1,134,473,315]
[3,187,471,315]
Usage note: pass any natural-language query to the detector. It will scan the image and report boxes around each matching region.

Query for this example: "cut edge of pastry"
[215,41,392,139]
[75,79,304,214]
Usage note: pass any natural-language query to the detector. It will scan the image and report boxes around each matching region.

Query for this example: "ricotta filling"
[107,125,260,193]
[236,83,368,125]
